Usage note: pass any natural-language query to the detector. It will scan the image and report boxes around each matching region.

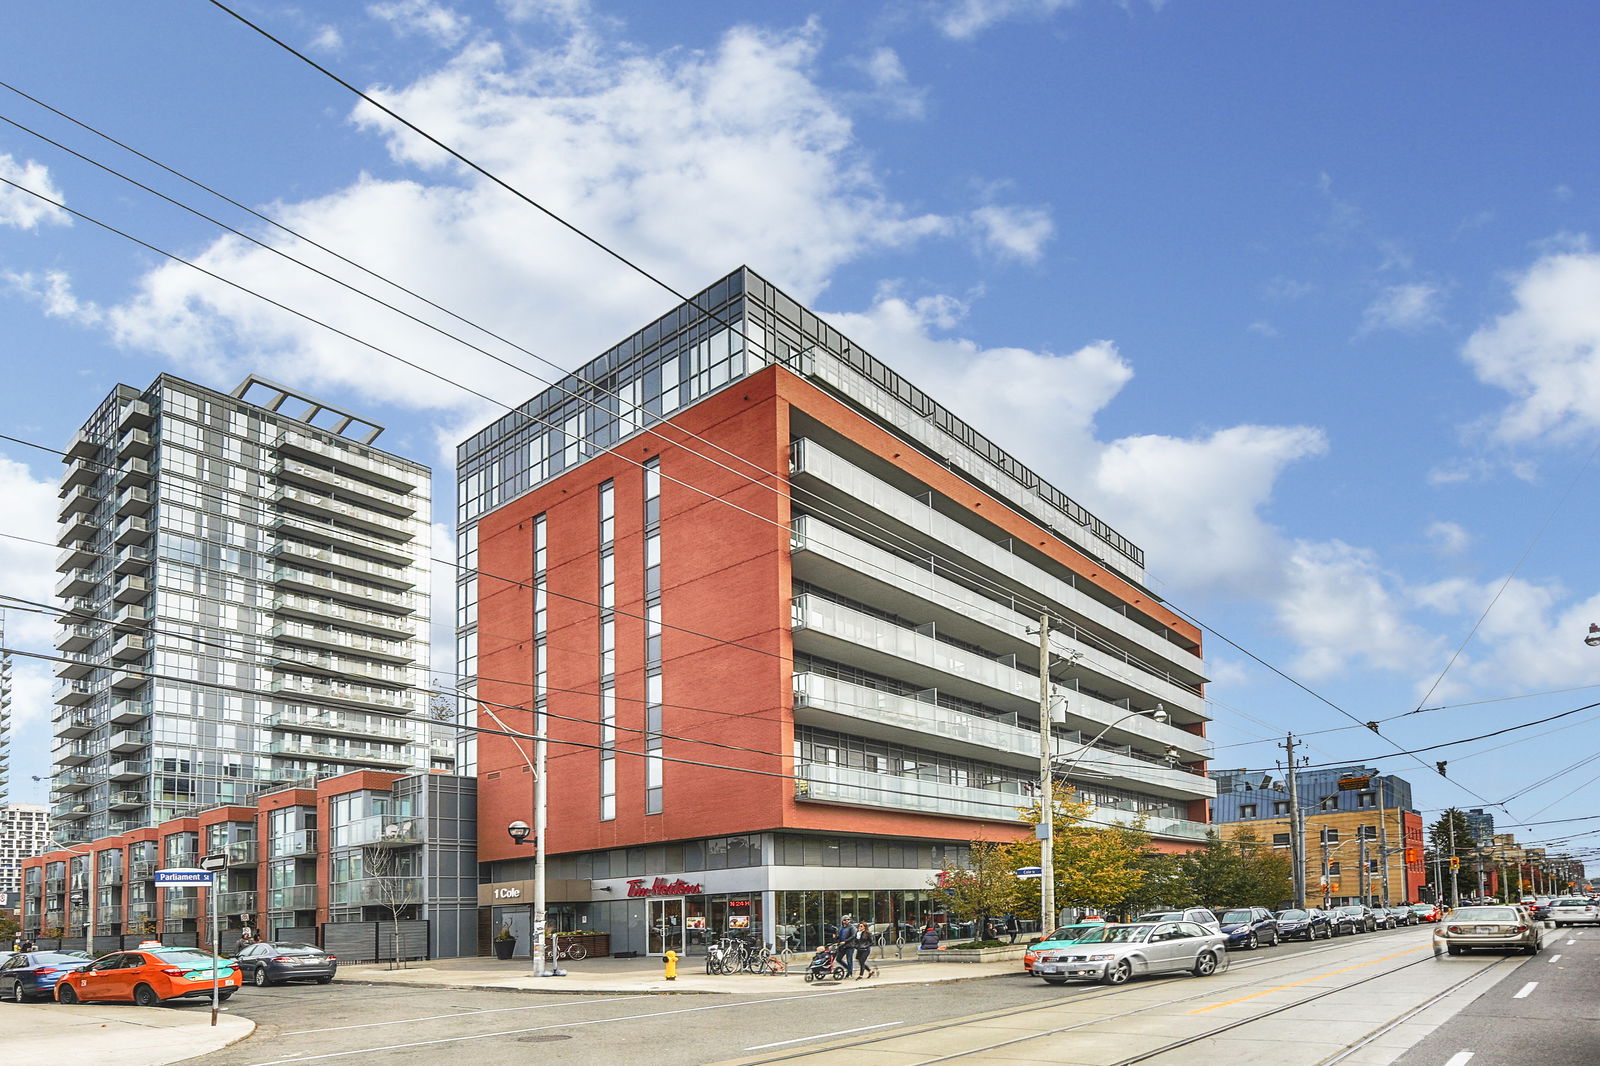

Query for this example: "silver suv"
[1135,908,1221,931]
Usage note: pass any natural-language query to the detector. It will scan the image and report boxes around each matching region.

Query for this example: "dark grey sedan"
[232,942,338,986]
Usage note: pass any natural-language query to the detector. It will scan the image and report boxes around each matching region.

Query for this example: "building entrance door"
[647,897,685,956]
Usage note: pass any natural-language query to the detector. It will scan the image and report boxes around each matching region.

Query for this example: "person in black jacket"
[834,916,856,977]
[854,921,876,978]
[919,925,940,951]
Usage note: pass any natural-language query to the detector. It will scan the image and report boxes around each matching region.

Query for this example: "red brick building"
[457,268,1214,954]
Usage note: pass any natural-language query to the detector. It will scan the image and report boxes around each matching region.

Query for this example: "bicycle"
[548,933,587,962]
[742,942,789,975]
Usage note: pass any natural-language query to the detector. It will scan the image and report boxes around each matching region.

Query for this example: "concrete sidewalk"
[335,950,1028,995]
[4,1001,255,1066]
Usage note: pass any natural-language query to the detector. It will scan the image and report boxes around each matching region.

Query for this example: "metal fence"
[322,920,430,963]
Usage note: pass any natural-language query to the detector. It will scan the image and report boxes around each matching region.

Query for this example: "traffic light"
[1449,857,1460,870]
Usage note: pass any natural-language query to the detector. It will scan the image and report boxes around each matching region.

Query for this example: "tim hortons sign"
[626,877,703,898]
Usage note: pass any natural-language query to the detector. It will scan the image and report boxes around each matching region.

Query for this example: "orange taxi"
[55,945,241,1006]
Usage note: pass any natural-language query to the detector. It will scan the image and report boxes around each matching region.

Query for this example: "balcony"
[55,651,95,680]
[272,484,419,540]
[270,830,319,858]
[269,594,416,638]
[329,876,423,907]
[130,859,158,880]
[269,675,415,714]
[60,519,97,554]
[267,884,318,911]
[52,800,92,820]
[112,574,150,604]
[114,516,150,545]
[113,546,153,576]
[217,890,257,915]
[163,895,200,919]
[108,760,149,782]
[796,762,1032,822]
[112,602,149,629]
[268,540,416,589]
[54,709,94,739]
[56,542,97,572]
[126,903,156,923]
[791,594,1208,761]
[64,429,100,461]
[275,429,419,493]
[107,790,145,810]
[58,486,98,522]
[117,399,153,430]
[269,621,415,663]
[54,678,94,706]
[55,568,96,599]
[222,840,258,867]
[114,486,151,517]
[99,866,125,886]
[269,512,415,566]
[267,736,412,767]
[109,668,148,692]
[270,567,414,612]
[275,458,417,517]
[56,623,97,652]
[107,729,151,755]
[271,648,413,687]
[55,770,94,793]
[111,633,149,660]
[791,672,1214,802]
[117,428,153,458]
[108,699,150,726]
[346,816,423,848]
[116,458,153,487]
[61,455,101,491]
[264,707,415,742]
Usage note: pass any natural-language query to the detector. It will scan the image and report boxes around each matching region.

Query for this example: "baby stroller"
[803,946,848,982]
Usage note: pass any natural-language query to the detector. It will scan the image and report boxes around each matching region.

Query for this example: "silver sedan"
[1433,906,1543,956]
[1034,921,1228,986]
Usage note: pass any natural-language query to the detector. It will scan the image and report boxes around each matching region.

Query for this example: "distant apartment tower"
[0,612,12,803]
[1462,808,1495,848]
[1,803,50,900]
[51,375,443,841]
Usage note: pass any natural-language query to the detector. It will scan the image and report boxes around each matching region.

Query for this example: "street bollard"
[664,949,678,981]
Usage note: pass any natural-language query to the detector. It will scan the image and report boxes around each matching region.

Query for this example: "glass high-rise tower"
[51,375,441,840]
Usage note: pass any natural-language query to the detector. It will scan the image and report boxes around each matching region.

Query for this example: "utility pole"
[1446,808,1460,908]
[1376,777,1391,905]
[1358,832,1368,905]
[1037,614,1054,933]
[1283,735,1306,909]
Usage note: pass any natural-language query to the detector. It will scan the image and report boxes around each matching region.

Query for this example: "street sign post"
[155,869,220,1026]
[1014,867,1043,880]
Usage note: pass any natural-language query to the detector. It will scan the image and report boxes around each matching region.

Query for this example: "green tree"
[1428,810,1475,854]
[1008,782,1154,917]
[1227,827,1294,908]
[933,838,1022,942]
[1123,851,1196,916]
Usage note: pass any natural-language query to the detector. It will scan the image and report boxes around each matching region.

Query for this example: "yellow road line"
[1188,944,1428,1013]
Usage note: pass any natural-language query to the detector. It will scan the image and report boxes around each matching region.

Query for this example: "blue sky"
[3,1,1599,866]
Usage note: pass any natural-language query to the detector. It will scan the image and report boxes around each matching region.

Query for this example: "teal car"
[1023,922,1108,972]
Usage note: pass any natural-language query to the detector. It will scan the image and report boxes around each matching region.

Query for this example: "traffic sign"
[155,867,214,886]
[1014,867,1043,879]
[199,854,227,872]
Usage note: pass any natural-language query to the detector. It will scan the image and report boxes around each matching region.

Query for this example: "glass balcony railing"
[268,676,415,713]
[275,458,417,516]
[329,876,422,907]
[268,830,319,858]
[217,890,257,915]
[264,706,415,741]
[269,594,417,637]
[269,620,415,663]
[796,762,1032,821]
[268,511,415,566]
[275,429,420,493]
[343,815,422,848]
[223,840,259,866]
[268,540,417,589]
[270,648,415,687]
[272,484,420,540]
[270,566,415,611]
[268,736,412,766]
[268,884,318,911]
[164,895,200,919]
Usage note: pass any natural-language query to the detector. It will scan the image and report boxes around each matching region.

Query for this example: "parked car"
[1024,923,1117,974]
[1133,908,1221,931]
[1216,906,1280,950]
[1275,908,1334,941]
[1386,907,1416,927]
[1434,905,1543,956]
[1329,905,1378,934]
[1409,902,1440,923]
[1034,922,1227,986]
[232,941,338,986]
[55,946,241,1006]
[1546,898,1600,927]
[0,950,95,1002]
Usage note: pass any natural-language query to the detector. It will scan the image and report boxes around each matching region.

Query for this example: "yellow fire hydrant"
[663,949,678,981]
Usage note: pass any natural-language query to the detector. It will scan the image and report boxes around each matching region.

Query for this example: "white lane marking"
[248,987,865,1065]
[1513,982,1537,999]
[1549,954,1561,962]
[282,994,638,1036]
[1567,940,1577,945]
[1443,1053,1475,1066]
[745,1022,901,1049]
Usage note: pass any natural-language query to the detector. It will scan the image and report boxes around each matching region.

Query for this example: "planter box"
[556,932,609,958]
[926,944,1031,963]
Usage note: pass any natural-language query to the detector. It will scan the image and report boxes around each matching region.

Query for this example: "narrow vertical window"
[643,460,663,815]
[598,482,616,821]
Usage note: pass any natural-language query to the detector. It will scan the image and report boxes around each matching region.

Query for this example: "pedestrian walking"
[854,921,876,979]
[834,915,856,977]
[1005,913,1019,944]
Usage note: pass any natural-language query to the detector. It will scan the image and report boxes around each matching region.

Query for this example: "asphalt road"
[157,923,1579,1066]
[1394,925,1599,1066]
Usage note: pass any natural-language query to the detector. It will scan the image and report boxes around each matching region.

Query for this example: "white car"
[1034,921,1228,986]
[1546,897,1600,927]
[1134,908,1221,931]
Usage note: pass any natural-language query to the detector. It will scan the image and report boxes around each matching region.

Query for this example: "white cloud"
[970,204,1054,263]
[3,268,101,324]
[936,0,1081,40]
[1424,520,1470,556]
[0,153,70,230]
[0,452,65,655]
[1461,249,1600,443]
[310,25,344,53]
[1263,277,1314,302]
[1276,540,1439,680]
[1247,320,1278,338]
[368,0,472,45]
[1410,577,1600,701]
[854,46,926,120]
[1360,281,1443,334]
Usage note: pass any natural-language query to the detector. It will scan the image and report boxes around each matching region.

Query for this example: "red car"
[55,946,241,1006]
[1409,902,1440,923]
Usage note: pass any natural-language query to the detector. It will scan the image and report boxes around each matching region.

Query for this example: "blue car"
[0,950,95,1002]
